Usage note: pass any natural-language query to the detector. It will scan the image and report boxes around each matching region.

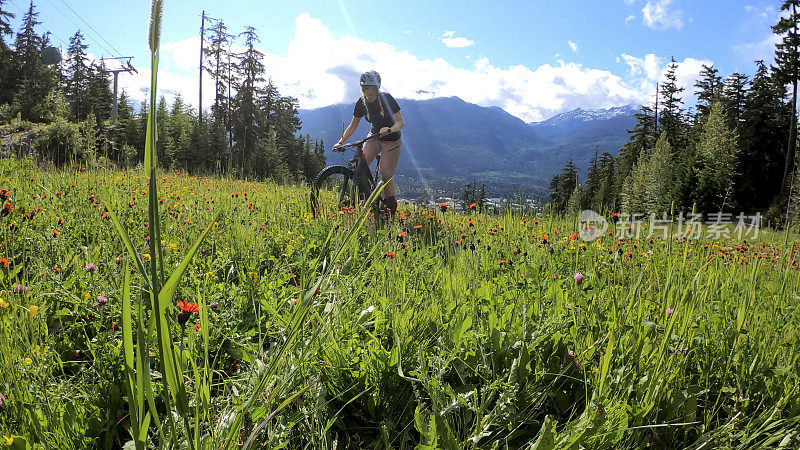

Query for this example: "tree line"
[549,0,800,226]
[0,1,326,182]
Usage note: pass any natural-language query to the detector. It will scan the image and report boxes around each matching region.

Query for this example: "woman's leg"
[378,140,401,199]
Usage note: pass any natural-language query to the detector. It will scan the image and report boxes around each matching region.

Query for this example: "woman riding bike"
[334,70,405,215]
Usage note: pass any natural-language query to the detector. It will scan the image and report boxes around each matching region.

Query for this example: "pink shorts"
[362,135,401,164]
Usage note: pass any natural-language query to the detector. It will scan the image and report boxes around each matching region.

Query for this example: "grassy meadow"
[0,156,799,449]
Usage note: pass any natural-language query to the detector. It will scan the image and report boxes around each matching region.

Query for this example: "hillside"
[298,97,639,200]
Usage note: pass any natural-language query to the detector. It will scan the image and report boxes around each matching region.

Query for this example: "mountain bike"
[310,135,392,224]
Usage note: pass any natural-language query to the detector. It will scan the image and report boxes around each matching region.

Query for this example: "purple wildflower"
[567,349,574,357]
[97,295,108,305]
[210,301,219,309]
[85,263,98,273]
[12,284,29,294]
[666,307,674,317]
[574,272,584,285]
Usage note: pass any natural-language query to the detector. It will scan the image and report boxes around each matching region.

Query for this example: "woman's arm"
[336,116,361,145]
[379,111,405,136]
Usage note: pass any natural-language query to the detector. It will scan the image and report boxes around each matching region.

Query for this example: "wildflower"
[53,229,60,237]
[194,323,201,332]
[0,257,6,268]
[567,349,574,357]
[85,263,98,273]
[439,202,449,212]
[576,361,584,370]
[0,189,8,200]
[666,307,674,317]
[384,251,396,259]
[142,253,151,262]
[11,283,29,294]
[28,305,38,319]
[177,300,199,326]
[97,295,108,305]
[574,272,584,285]
[413,224,423,229]
[24,357,32,365]
[2,202,12,211]
[498,260,506,265]
[0,299,8,309]
[3,436,12,446]
[209,301,219,309]
[0,393,5,406]
[469,202,477,209]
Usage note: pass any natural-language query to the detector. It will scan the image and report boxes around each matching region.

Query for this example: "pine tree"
[548,160,579,213]
[203,19,234,161]
[85,61,113,125]
[614,106,656,204]
[65,30,92,121]
[737,61,788,210]
[659,58,686,149]
[0,0,15,106]
[643,132,673,213]
[11,1,57,121]
[694,102,739,212]
[156,96,174,167]
[721,72,749,131]
[694,64,722,122]
[772,0,800,214]
[232,26,266,173]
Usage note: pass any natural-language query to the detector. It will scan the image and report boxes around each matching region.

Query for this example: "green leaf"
[530,416,557,450]
[105,205,151,289]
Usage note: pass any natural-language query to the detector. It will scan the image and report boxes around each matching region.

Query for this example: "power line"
[55,0,123,57]
[38,0,118,58]
[6,0,70,47]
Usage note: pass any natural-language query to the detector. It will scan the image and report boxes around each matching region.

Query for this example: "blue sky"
[4,0,783,121]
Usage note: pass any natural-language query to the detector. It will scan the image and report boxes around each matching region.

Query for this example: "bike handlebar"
[332,134,382,152]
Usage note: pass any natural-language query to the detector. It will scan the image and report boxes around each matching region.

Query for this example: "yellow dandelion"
[0,299,8,309]
[24,357,32,365]
[3,436,12,446]
[142,253,151,261]
[28,305,39,319]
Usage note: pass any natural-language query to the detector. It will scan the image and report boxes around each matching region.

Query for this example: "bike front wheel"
[311,165,358,216]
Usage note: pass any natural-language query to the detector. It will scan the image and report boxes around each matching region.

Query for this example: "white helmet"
[359,70,381,88]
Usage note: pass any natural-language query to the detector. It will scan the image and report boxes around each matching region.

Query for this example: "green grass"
[0,156,798,449]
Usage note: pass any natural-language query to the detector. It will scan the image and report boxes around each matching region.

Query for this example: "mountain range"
[297,97,640,200]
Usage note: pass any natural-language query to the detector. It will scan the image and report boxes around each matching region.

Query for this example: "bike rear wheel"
[311,165,358,216]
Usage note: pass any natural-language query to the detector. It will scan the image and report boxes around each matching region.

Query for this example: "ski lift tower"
[100,57,138,122]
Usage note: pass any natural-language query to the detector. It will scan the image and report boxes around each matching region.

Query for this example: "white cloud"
[122,13,687,122]
[625,15,636,26]
[441,37,475,48]
[620,53,712,105]
[440,31,474,48]
[624,0,637,5]
[642,0,684,31]
[733,34,780,64]
[568,40,579,52]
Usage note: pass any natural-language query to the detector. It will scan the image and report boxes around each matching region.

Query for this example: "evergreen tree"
[65,30,92,121]
[772,0,800,214]
[721,72,749,131]
[737,61,788,210]
[232,26,266,173]
[694,102,739,212]
[203,19,234,160]
[615,106,656,199]
[85,61,113,125]
[0,0,15,106]
[643,132,673,213]
[156,96,174,167]
[694,64,722,122]
[11,1,57,121]
[658,57,686,149]
[548,160,579,212]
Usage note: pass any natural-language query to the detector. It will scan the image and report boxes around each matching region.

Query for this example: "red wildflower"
[413,224,423,229]
[3,202,12,211]
[0,256,6,268]
[177,301,199,314]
